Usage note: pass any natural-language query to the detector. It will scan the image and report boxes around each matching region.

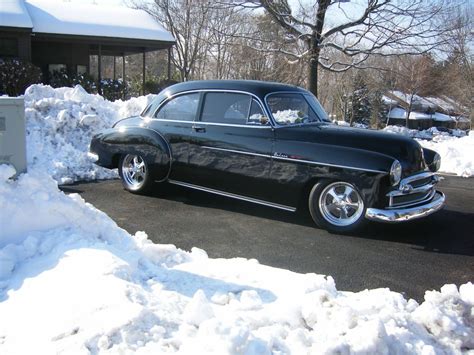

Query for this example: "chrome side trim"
[168,179,297,212]
[202,146,271,159]
[155,118,272,129]
[272,155,387,174]
[201,146,386,174]
[366,191,445,223]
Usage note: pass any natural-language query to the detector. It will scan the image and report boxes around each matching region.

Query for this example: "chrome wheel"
[121,154,147,190]
[318,182,364,227]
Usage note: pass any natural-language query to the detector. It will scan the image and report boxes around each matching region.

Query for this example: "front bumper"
[365,191,445,223]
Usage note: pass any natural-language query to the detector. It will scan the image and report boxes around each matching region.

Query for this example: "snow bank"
[1,167,473,354]
[24,84,155,184]
[383,126,474,177]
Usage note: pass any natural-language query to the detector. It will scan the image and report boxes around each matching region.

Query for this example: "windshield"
[266,92,330,125]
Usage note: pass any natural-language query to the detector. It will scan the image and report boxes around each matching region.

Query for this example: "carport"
[0,0,175,94]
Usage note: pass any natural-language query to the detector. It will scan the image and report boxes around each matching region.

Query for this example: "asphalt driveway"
[62,175,474,302]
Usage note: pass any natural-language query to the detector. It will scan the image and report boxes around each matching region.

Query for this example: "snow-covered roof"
[1,0,174,43]
[389,91,437,110]
[388,107,432,120]
[0,0,33,28]
[426,97,457,112]
[382,95,398,106]
[432,112,455,122]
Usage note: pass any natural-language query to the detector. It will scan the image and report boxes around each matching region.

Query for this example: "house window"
[0,38,18,58]
[48,64,67,73]
[77,65,87,74]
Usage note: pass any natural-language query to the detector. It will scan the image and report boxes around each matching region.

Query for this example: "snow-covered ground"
[24,84,155,184]
[0,165,473,354]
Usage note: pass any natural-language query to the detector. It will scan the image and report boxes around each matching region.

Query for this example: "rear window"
[155,93,200,121]
[201,93,251,125]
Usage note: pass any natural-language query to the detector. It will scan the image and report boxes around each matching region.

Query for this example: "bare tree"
[226,0,456,98]
[392,55,433,127]
[136,0,211,81]
[439,2,473,125]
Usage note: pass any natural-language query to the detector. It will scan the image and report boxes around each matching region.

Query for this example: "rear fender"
[93,127,171,182]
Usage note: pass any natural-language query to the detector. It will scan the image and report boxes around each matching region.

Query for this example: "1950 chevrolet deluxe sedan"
[90,80,445,233]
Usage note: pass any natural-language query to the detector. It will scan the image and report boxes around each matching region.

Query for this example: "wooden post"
[122,54,126,100]
[167,47,172,81]
[113,56,116,80]
[122,54,125,79]
[98,44,102,95]
[142,49,146,95]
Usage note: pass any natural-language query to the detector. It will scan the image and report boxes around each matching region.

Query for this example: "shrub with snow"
[0,59,42,96]
[0,166,473,354]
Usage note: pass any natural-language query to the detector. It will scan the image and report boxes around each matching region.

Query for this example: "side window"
[266,93,319,125]
[248,99,269,125]
[201,93,251,125]
[155,93,200,121]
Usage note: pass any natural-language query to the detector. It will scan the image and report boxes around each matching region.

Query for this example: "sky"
[48,0,364,29]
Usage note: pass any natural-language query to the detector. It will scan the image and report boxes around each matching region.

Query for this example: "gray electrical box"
[0,97,27,176]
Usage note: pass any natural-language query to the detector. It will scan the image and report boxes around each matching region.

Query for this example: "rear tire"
[309,180,366,233]
[118,154,153,194]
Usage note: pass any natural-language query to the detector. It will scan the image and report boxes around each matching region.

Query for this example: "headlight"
[390,160,402,186]
[430,153,441,172]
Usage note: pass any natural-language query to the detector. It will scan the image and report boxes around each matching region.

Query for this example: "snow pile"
[24,84,155,184]
[418,132,474,177]
[383,126,474,177]
[383,125,467,139]
[1,166,473,354]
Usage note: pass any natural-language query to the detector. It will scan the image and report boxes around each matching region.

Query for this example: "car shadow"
[148,183,474,257]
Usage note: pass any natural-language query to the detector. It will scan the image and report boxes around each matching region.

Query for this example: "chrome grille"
[387,172,438,209]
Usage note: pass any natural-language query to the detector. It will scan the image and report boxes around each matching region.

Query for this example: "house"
[384,91,470,130]
[0,0,175,94]
[386,107,433,130]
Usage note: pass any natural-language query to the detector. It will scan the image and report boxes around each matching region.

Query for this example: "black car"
[90,80,445,233]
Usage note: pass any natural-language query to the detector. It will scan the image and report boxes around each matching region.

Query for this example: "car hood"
[276,124,426,175]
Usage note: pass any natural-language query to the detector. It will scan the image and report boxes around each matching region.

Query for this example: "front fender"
[90,127,171,182]
[422,147,440,172]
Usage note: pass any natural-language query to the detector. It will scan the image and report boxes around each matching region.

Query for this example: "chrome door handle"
[192,126,206,133]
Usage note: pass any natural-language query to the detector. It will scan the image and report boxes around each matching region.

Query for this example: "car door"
[186,91,275,202]
[147,92,200,181]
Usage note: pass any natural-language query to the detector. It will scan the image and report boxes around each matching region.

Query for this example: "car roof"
[163,80,308,98]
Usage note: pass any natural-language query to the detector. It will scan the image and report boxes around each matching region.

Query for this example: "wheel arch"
[94,127,172,182]
[298,165,387,211]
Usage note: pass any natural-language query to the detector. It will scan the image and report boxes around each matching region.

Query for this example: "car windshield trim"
[264,91,330,126]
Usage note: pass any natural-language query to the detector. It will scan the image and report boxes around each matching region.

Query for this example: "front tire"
[309,180,366,233]
[118,154,153,194]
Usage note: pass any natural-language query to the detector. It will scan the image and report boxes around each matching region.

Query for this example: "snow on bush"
[383,126,474,177]
[0,166,473,354]
[24,84,155,184]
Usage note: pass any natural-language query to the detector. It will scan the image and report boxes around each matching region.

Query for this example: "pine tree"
[349,73,371,125]
[370,90,388,128]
